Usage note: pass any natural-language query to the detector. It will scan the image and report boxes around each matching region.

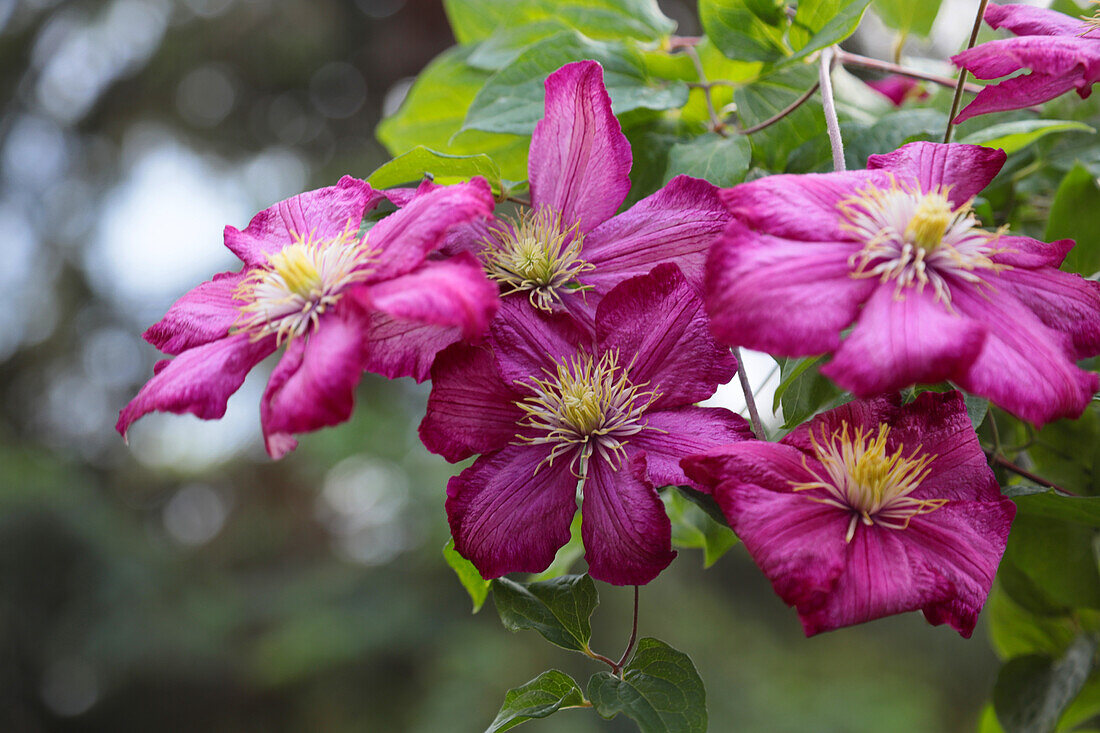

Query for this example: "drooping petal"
[365,177,495,281]
[998,265,1100,359]
[143,270,248,355]
[630,406,752,490]
[581,451,675,586]
[419,343,525,462]
[821,284,987,396]
[683,440,818,495]
[259,312,366,458]
[528,60,632,234]
[581,175,730,294]
[866,142,1006,205]
[488,298,591,385]
[224,176,380,266]
[116,333,276,438]
[447,443,579,579]
[596,264,737,409]
[985,2,1093,38]
[705,221,875,355]
[361,315,460,382]
[992,235,1074,269]
[952,37,1097,82]
[952,68,1086,124]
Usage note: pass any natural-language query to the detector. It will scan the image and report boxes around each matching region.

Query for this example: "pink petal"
[596,264,736,408]
[419,343,525,463]
[528,60,632,234]
[705,221,874,355]
[581,175,730,295]
[952,37,1097,81]
[683,440,817,495]
[998,265,1100,359]
[488,298,591,385]
[984,2,1091,37]
[259,312,366,458]
[867,142,1006,206]
[865,76,926,106]
[224,176,380,267]
[581,451,676,586]
[116,333,276,438]
[630,406,752,490]
[779,394,902,457]
[361,314,461,383]
[446,443,579,579]
[143,269,247,355]
[953,69,1085,124]
[992,235,1074,269]
[821,284,987,396]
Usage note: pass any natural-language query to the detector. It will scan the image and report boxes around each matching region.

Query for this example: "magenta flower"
[118,176,498,458]
[952,3,1100,123]
[683,391,1016,637]
[419,264,752,585]
[708,141,1100,425]
[865,76,928,107]
[447,60,730,323]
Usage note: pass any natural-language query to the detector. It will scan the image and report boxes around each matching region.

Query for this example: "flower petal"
[985,2,1092,38]
[447,443,579,579]
[419,343,525,462]
[866,142,1006,205]
[780,394,902,456]
[143,270,248,355]
[116,333,276,438]
[488,298,591,385]
[597,263,737,408]
[952,69,1085,124]
[581,451,675,586]
[705,221,874,355]
[529,60,632,233]
[630,406,752,490]
[993,235,1074,269]
[683,440,817,495]
[998,265,1100,359]
[361,315,461,382]
[821,284,987,396]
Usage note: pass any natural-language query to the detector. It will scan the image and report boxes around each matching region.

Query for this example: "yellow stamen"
[268,243,323,299]
[904,193,953,252]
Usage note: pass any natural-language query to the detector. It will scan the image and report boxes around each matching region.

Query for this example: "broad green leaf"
[376,46,529,181]
[1003,514,1100,611]
[463,31,688,136]
[368,147,502,191]
[700,0,790,64]
[789,0,874,61]
[663,134,752,187]
[987,584,1078,660]
[1007,486,1100,528]
[874,0,942,36]
[1046,164,1100,277]
[530,513,584,582]
[736,63,826,171]
[773,356,846,429]
[588,637,707,733]
[961,120,1095,156]
[965,394,990,429]
[994,635,1098,733]
[485,670,586,733]
[1030,404,1100,495]
[492,574,599,652]
[443,539,491,613]
[664,489,738,568]
[443,0,675,45]
[467,20,573,71]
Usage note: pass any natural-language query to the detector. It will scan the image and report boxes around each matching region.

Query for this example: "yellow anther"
[268,243,323,298]
[904,193,954,252]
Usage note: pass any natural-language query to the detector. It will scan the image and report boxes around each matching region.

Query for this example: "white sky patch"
[701,349,782,431]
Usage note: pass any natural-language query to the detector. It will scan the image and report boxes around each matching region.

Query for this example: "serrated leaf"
[485,670,586,733]
[874,0,942,36]
[492,574,598,652]
[700,0,790,64]
[587,637,707,733]
[463,31,688,136]
[788,0,874,62]
[1046,164,1100,277]
[368,147,502,191]
[443,0,675,45]
[663,134,752,187]
[994,635,1098,733]
[443,539,491,613]
[961,120,1095,156]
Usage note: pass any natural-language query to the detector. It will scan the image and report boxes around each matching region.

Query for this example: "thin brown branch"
[989,453,1076,496]
[737,80,820,135]
[616,586,640,669]
[834,49,983,94]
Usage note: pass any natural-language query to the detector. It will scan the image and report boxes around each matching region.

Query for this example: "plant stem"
[944,0,990,143]
[738,81,820,135]
[834,49,983,93]
[735,348,766,439]
[988,454,1075,495]
[819,47,845,172]
[616,586,640,669]
[682,45,727,135]
[583,645,621,671]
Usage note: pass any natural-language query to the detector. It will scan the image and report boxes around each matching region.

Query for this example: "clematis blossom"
[118,176,498,458]
[419,264,753,585]
[707,141,1100,425]
[865,76,928,107]
[683,391,1016,637]
[952,2,1100,123]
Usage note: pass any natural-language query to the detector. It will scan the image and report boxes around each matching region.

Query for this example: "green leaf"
[530,513,584,582]
[994,635,1098,733]
[467,20,573,71]
[735,63,826,171]
[965,394,990,430]
[1030,403,1100,494]
[1046,163,1100,277]
[664,489,738,568]
[700,0,790,64]
[492,574,599,652]
[1002,514,1100,611]
[463,31,688,136]
[485,670,586,733]
[368,147,502,191]
[663,134,752,187]
[987,584,1078,660]
[443,0,676,45]
[874,0,943,36]
[1009,488,1100,528]
[588,637,707,733]
[443,539,491,613]
[788,0,874,62]
[960,120,1095,156]
[773,356,846,429]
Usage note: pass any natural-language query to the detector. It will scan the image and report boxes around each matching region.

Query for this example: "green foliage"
[993,635,1098,733]
[444,539,492,613]
[443,0,676,45]
[874,0,942,37]
[1002,514,1100,611]
[1008,486,1100,528]
[368,146,503,191]
[530,513,585,582]
[664,489,738,568]
[492,574,599,652]
[588,638,707,733]
[736,64,826,170]
[1046,164,1100,277]
[663,134,752,187]
[773,356,846,430]
[788,0,874,62]
[485,670,586,732]
[960,120,1096,157]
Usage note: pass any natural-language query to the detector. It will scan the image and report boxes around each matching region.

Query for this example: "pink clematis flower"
[865,76,929,107]
[952,2,1100,123]
[683,391,1016,637]
[447,60,730,324]
[118,176,498,458]
[419,264,753,585]
[707,141,1100,425]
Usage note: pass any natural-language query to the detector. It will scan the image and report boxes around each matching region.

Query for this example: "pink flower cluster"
[120,59,1100,638]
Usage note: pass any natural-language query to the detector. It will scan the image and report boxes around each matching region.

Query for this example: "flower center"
[481,208,594,311]
[838,180,1007,306]
[791,422,946,542]
[515,350,660,476]
[234,221,376,344]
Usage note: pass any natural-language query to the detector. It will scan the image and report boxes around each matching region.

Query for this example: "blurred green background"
[0,0,998,730]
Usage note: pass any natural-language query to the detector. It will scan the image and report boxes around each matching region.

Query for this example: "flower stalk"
[944,0,991,142]
[819,46,846,172]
